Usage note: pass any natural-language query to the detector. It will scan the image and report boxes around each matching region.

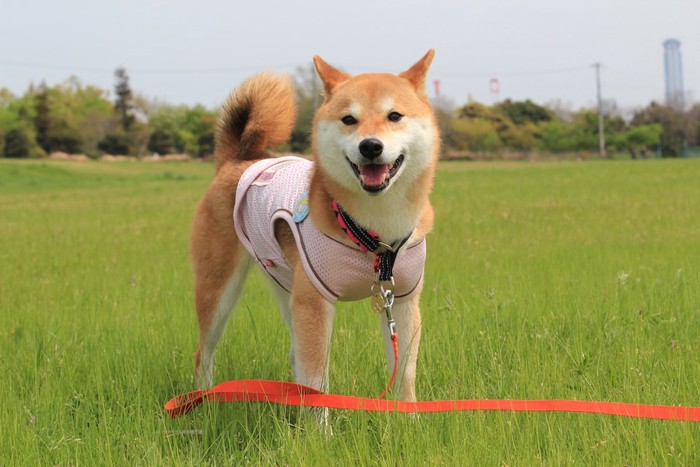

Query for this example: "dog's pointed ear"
[313,55,351,95]
[399,49,435,96]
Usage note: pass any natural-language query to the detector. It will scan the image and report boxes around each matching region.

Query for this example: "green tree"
[537,119,591,153]
[147,128,174,154]
[46,130,83,153]
[34,82,51,151]
[457,101,500,121]
[623,124,662,158]
[114,67,134,131]
[33,77,116,155]
[3,128,31,158]
[448,117,502,152]
[625,124,662,147]
[457,100,540,152]
[0,89,17,155]
[148,103,216,155]
[569,110,602,151]
[0,87,47,157]
[632,102,695,157]
[197,132,214,157]
[499,121,538,150]
[97,133,131,155]
[1,89,37,133]
[495,99,552,125]
[690,104,700,148]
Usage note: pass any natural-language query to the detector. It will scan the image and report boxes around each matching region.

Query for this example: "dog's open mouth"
[346,155,404,193]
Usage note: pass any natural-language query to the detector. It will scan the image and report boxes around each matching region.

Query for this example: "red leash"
[376,333,399,400]
[165,330,700,422]
[165,379,700,421]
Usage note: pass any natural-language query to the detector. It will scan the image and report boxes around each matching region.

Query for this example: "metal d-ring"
[376,241,396,253]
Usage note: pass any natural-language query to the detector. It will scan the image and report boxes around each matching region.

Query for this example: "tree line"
[436,98,700,158]
[1,67,699,159]
[0,69,216,159]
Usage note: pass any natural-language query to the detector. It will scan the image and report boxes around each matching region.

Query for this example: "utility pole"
[593,63,607,158]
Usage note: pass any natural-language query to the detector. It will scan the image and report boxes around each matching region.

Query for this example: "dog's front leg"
[380,292,422,402]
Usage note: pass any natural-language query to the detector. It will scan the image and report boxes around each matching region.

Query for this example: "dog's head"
[311,50,439,197]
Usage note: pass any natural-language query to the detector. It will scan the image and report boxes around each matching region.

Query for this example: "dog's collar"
[331,199,412,282]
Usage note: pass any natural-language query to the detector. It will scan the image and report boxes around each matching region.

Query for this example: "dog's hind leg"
[194,249,254,389]
[267,280,296,379]
[380,291,422,402]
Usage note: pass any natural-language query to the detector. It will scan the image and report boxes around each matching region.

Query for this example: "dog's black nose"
[358,138,384,160]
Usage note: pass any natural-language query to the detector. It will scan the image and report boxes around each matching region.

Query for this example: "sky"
[1,0,699,112]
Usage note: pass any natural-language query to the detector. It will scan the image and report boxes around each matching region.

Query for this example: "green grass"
[1,158,699,465]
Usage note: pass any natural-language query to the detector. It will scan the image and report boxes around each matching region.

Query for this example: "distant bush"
[448,118,502,152]
[97,133,131,155]
[196,132,214,157]
[147,129,174,155]
[46,130,84,154]
[3,128,31,158]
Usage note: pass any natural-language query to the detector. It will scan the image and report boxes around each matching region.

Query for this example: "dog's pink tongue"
[359,164,389,186]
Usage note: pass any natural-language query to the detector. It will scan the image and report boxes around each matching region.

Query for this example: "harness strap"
[332,200,411,281]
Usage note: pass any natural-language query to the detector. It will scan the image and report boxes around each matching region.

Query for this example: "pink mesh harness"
[233,156,426,303]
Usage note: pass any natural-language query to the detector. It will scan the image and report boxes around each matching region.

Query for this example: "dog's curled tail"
[215,73,296,169]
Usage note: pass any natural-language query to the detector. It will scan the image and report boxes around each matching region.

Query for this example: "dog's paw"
[296,406,332,436]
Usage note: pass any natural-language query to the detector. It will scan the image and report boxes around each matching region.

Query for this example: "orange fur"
[215,72,297,169]
[190,52,439,403]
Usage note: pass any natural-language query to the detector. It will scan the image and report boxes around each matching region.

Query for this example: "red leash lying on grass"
[164,330,700,422]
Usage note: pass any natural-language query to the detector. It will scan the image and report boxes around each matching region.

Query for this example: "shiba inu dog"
[190,50,440,403]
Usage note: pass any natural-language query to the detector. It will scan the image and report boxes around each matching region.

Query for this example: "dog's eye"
[341,115,358,125]
[388,112,403,122]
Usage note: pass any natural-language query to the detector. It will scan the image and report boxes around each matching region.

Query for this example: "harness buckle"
[387,318,397,337]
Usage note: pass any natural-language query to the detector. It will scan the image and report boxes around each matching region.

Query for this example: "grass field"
[1,157,699,465]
